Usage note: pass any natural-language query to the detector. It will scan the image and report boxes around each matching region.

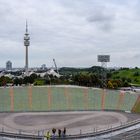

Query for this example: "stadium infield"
[0,111,140,136]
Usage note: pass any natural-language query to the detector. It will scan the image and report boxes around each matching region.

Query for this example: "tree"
[0,76,13,86]
[23,76,30,84]
[112,82,118,89]
[133,72,140,76]
[107,81,114,89]
[123,81,129,87]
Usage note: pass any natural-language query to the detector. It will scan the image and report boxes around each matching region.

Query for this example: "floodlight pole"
[97,55,110,88]
[101,62,107,68]
[101,62,107,88]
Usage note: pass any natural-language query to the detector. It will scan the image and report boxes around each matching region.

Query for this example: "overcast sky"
[0,0,140,68]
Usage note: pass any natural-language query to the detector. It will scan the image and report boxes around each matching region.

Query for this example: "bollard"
[80,129,82,135]
[95,127,96,132]
[2,127,4,132]
[94,128,95,133]
[107,125,109,129]
[96,127,98,132]
[38,130,40,136]
[19,129,21,134]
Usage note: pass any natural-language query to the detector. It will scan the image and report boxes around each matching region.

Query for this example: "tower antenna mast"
[24,20,30,76]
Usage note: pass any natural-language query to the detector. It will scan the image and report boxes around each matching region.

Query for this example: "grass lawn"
[112,68,140,84]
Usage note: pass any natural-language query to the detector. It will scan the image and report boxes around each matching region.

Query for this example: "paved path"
[0,111,139,136]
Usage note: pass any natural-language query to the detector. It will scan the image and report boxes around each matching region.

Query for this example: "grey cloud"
[133,54,140,59]
[87,9,115,32]
[87,12,114,22]
[0,0,140,67]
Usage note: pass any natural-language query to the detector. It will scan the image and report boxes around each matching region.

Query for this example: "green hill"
[59,66,140,86]
[111,68,140,85]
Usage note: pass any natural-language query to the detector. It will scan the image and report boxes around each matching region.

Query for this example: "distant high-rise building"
[41,64,46,70]
[24,21,30,76]
[6,61,12,70]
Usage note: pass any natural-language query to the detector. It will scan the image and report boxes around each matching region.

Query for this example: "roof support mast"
[53,59,59,74]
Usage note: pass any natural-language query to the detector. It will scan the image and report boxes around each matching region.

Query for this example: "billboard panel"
[98,55,110,62]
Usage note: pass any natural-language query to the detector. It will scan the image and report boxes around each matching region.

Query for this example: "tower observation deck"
[24,21,30,76]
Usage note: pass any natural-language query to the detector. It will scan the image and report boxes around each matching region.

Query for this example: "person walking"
[45,131,50,140]
[52,128,56,135]
[58,129,61,138]
[52,128,56,139]
[62,127,66,137]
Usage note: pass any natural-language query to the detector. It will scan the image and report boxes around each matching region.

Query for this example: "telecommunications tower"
[98,55,110,88]
[24,21,30,76]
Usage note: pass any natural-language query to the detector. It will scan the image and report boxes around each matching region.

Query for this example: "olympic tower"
[24,21,30,76]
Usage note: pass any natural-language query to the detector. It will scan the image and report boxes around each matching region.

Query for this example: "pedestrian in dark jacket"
[63,127,66,137]
[52,128,56,139]
[52,128,56,135]
[58,129,61,137]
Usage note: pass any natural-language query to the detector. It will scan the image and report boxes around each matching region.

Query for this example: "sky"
[0,0,140,68]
